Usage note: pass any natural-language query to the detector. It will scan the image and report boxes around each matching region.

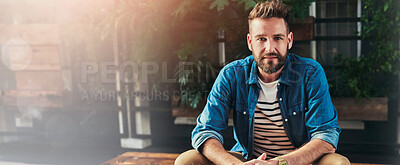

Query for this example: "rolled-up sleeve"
[310,128,340,148]
[305,63,341,149]
[191,67,234,151]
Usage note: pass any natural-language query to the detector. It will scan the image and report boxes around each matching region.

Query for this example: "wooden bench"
[102,152,388,165]
[101,152,179,165]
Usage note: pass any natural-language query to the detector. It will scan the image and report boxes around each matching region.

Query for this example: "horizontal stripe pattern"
[253,101,295,159]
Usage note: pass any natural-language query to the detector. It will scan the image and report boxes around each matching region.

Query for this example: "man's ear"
[287,32,293,50]
[247,33,252,51]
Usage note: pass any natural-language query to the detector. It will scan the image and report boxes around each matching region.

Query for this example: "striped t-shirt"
[252,78,295,159]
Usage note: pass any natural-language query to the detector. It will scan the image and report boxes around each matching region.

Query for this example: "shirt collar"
[247,58,259,85]
[278,53,293,86]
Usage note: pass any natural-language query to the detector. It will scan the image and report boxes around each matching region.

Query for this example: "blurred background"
[0,0,398,164]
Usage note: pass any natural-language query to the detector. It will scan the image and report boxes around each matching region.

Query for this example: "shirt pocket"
[233,102,248,122]
[286,101,307,135]
[233,102,249,138]
[287,101,307,117]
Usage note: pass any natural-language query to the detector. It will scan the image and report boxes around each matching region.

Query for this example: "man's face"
[247,18,293,74]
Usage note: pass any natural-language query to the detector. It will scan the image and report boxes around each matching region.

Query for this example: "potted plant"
[330,0,400,121]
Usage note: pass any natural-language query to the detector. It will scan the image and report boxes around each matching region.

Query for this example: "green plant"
[174,0,315,20]
[334,0,400,99]
[94,1,172,63]
[172,0,246,109]
[174,40,218,109]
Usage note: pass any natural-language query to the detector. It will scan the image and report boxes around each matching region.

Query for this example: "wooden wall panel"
[0,24,59,45]
[4,45,61,70]
[289,16,315,41]
[15,71,63,90]
[3,90,62,108]
[333,97,388,121]
[30,45,60,64]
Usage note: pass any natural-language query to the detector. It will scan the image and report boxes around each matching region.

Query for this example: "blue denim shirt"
[191,53,341,159]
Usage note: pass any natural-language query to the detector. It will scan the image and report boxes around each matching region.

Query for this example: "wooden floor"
[351,164,388,165]
[101,152,389,165]
[351,164,387,165]
[101,152,179,165]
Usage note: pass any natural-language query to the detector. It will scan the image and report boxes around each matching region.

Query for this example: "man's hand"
[257,153,267,160]
[243,159,278,165]
[242,153,278,165]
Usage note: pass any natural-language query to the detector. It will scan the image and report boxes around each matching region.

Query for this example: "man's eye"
[275,37,283,40]
[257,38,266,41]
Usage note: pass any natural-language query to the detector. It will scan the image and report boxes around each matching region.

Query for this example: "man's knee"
[175,149,212,165]
[314,153,351,165]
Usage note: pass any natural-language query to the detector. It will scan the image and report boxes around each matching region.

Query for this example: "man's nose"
[264,40,276,53]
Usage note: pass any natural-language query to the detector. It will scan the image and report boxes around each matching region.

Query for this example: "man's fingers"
[257,153,267,160]
[243,159,276,165]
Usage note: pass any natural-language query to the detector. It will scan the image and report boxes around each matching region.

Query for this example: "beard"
[255,51,287,74]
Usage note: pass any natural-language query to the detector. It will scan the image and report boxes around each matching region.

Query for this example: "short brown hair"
[248,0,290,33]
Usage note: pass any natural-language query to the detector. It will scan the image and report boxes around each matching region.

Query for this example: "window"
[314,0,361,66]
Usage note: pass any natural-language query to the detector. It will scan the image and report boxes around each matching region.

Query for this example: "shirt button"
[243,111,247,115]
[277,83,280,86]
[293,112,296,115]
[284,119,288,122]
[279,98,283,101]
[305,107,308,110]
